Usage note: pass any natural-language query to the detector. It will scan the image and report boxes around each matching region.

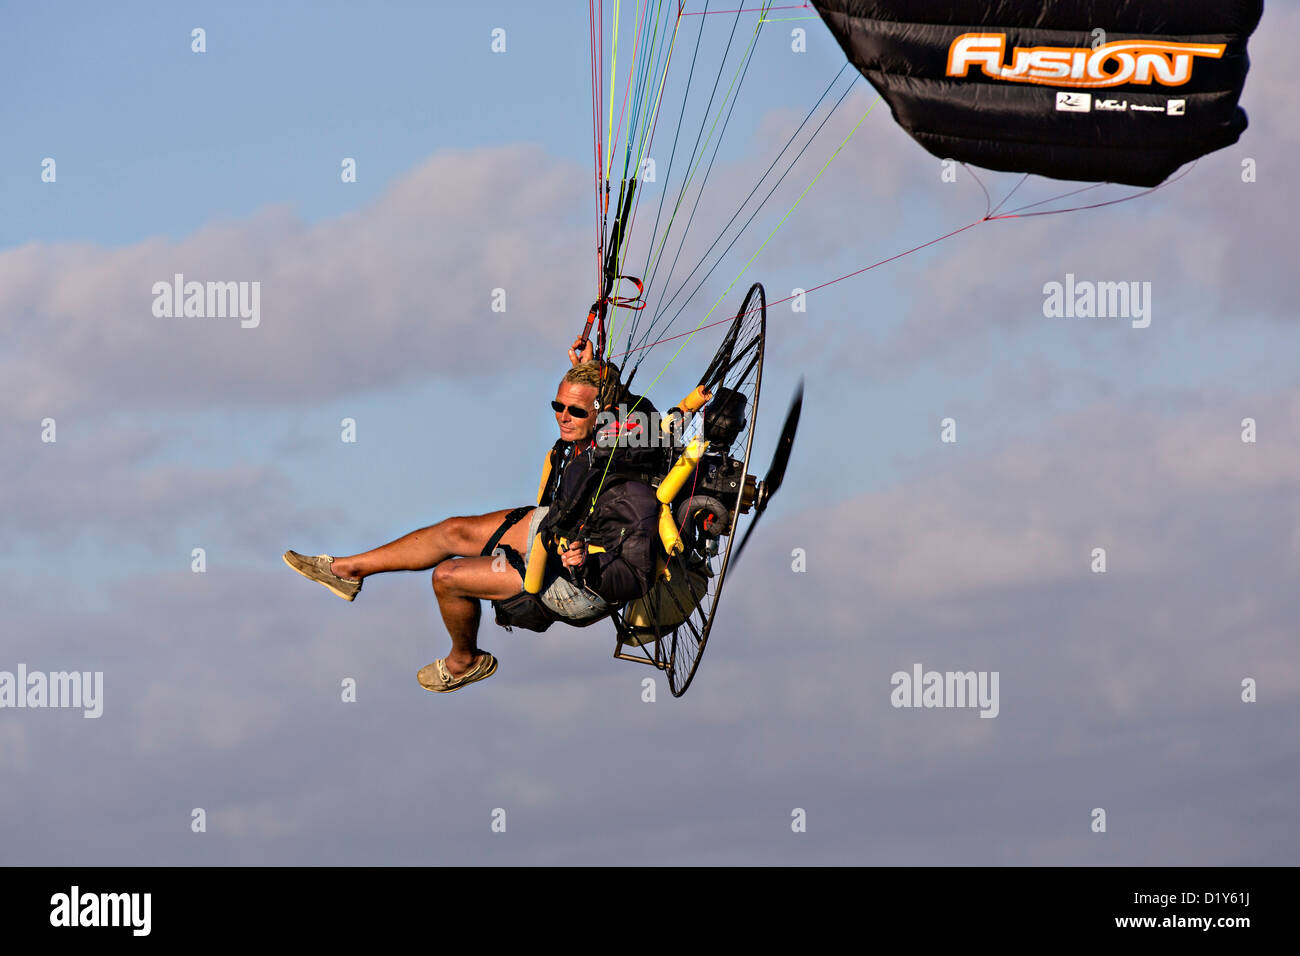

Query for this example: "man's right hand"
[560,539,588,568]
[569,336,595,366]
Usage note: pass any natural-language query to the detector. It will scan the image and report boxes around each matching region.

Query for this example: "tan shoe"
[417,653,498,693]
[282,551,362,601]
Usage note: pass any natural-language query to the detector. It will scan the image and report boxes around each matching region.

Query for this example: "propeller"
[731,379,803,566]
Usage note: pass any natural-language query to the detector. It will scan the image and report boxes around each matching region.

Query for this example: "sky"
[1,1,1297,866]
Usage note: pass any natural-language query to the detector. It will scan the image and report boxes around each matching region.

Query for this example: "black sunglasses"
[551,401,591,419]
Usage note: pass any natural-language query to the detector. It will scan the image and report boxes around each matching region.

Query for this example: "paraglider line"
[642,66,856,355]
[612,157,1195,364]
[629,1,706,351]
[991,162,1196,219]
[963,164,994,220]
[606,4,687,357]
[612,217,983,362]
[641,4,762,340]
[681,3,808,15]
[988,173,1030,218]
[647,93,879,367]
[607,0,652,183]
[994,181,1104,216]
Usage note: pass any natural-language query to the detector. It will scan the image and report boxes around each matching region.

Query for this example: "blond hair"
[561,361,606,392]
[562,360,626,411]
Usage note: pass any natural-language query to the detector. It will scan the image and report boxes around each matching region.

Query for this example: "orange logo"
[946,33,1226,89]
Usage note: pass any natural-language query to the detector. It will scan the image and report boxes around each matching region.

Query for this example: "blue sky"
[2,1,1298,865]
[2,2,591,245]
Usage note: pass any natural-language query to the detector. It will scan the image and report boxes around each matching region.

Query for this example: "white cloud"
[0,146,592,420]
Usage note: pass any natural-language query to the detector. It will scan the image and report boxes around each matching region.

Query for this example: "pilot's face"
[553,382,598,443]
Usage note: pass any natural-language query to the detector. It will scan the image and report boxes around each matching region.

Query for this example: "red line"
[612,165,1184,362]
[611,218,985,361]
[989,164,1194,220]
[680,3,809,15]
[792,219,984,298]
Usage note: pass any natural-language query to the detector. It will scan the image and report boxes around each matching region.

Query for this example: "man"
[283,339,660,694]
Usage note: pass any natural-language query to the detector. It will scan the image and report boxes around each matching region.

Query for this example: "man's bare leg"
[330,508,531,580]
[431,555,527,676]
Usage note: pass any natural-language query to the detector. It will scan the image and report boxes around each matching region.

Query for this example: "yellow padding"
[535,449,554,505]
[523,534,548,594]
[660,385,712,437]
[661,385,711,433]
[658,502,683,557]
[680,384,711,413]
[656,438,708,504]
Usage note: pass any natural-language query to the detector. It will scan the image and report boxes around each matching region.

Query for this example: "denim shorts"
[527,506,610,621]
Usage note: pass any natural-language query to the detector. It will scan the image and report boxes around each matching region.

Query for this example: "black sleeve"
[584,483,659,604]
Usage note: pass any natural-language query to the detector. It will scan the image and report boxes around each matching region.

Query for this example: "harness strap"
[481,505,535,581]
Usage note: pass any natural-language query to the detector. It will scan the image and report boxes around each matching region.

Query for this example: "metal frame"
[609,283,767,697]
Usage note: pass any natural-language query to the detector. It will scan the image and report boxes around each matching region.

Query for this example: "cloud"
[6,369,1299,865]
[0,146,592,421]
[4,10,1297,864]
[714,382,1300,805]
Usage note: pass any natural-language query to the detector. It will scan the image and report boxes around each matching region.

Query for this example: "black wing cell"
[811,1,1264,186]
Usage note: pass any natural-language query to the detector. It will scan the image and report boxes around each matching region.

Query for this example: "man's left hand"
[569,337,595,366]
